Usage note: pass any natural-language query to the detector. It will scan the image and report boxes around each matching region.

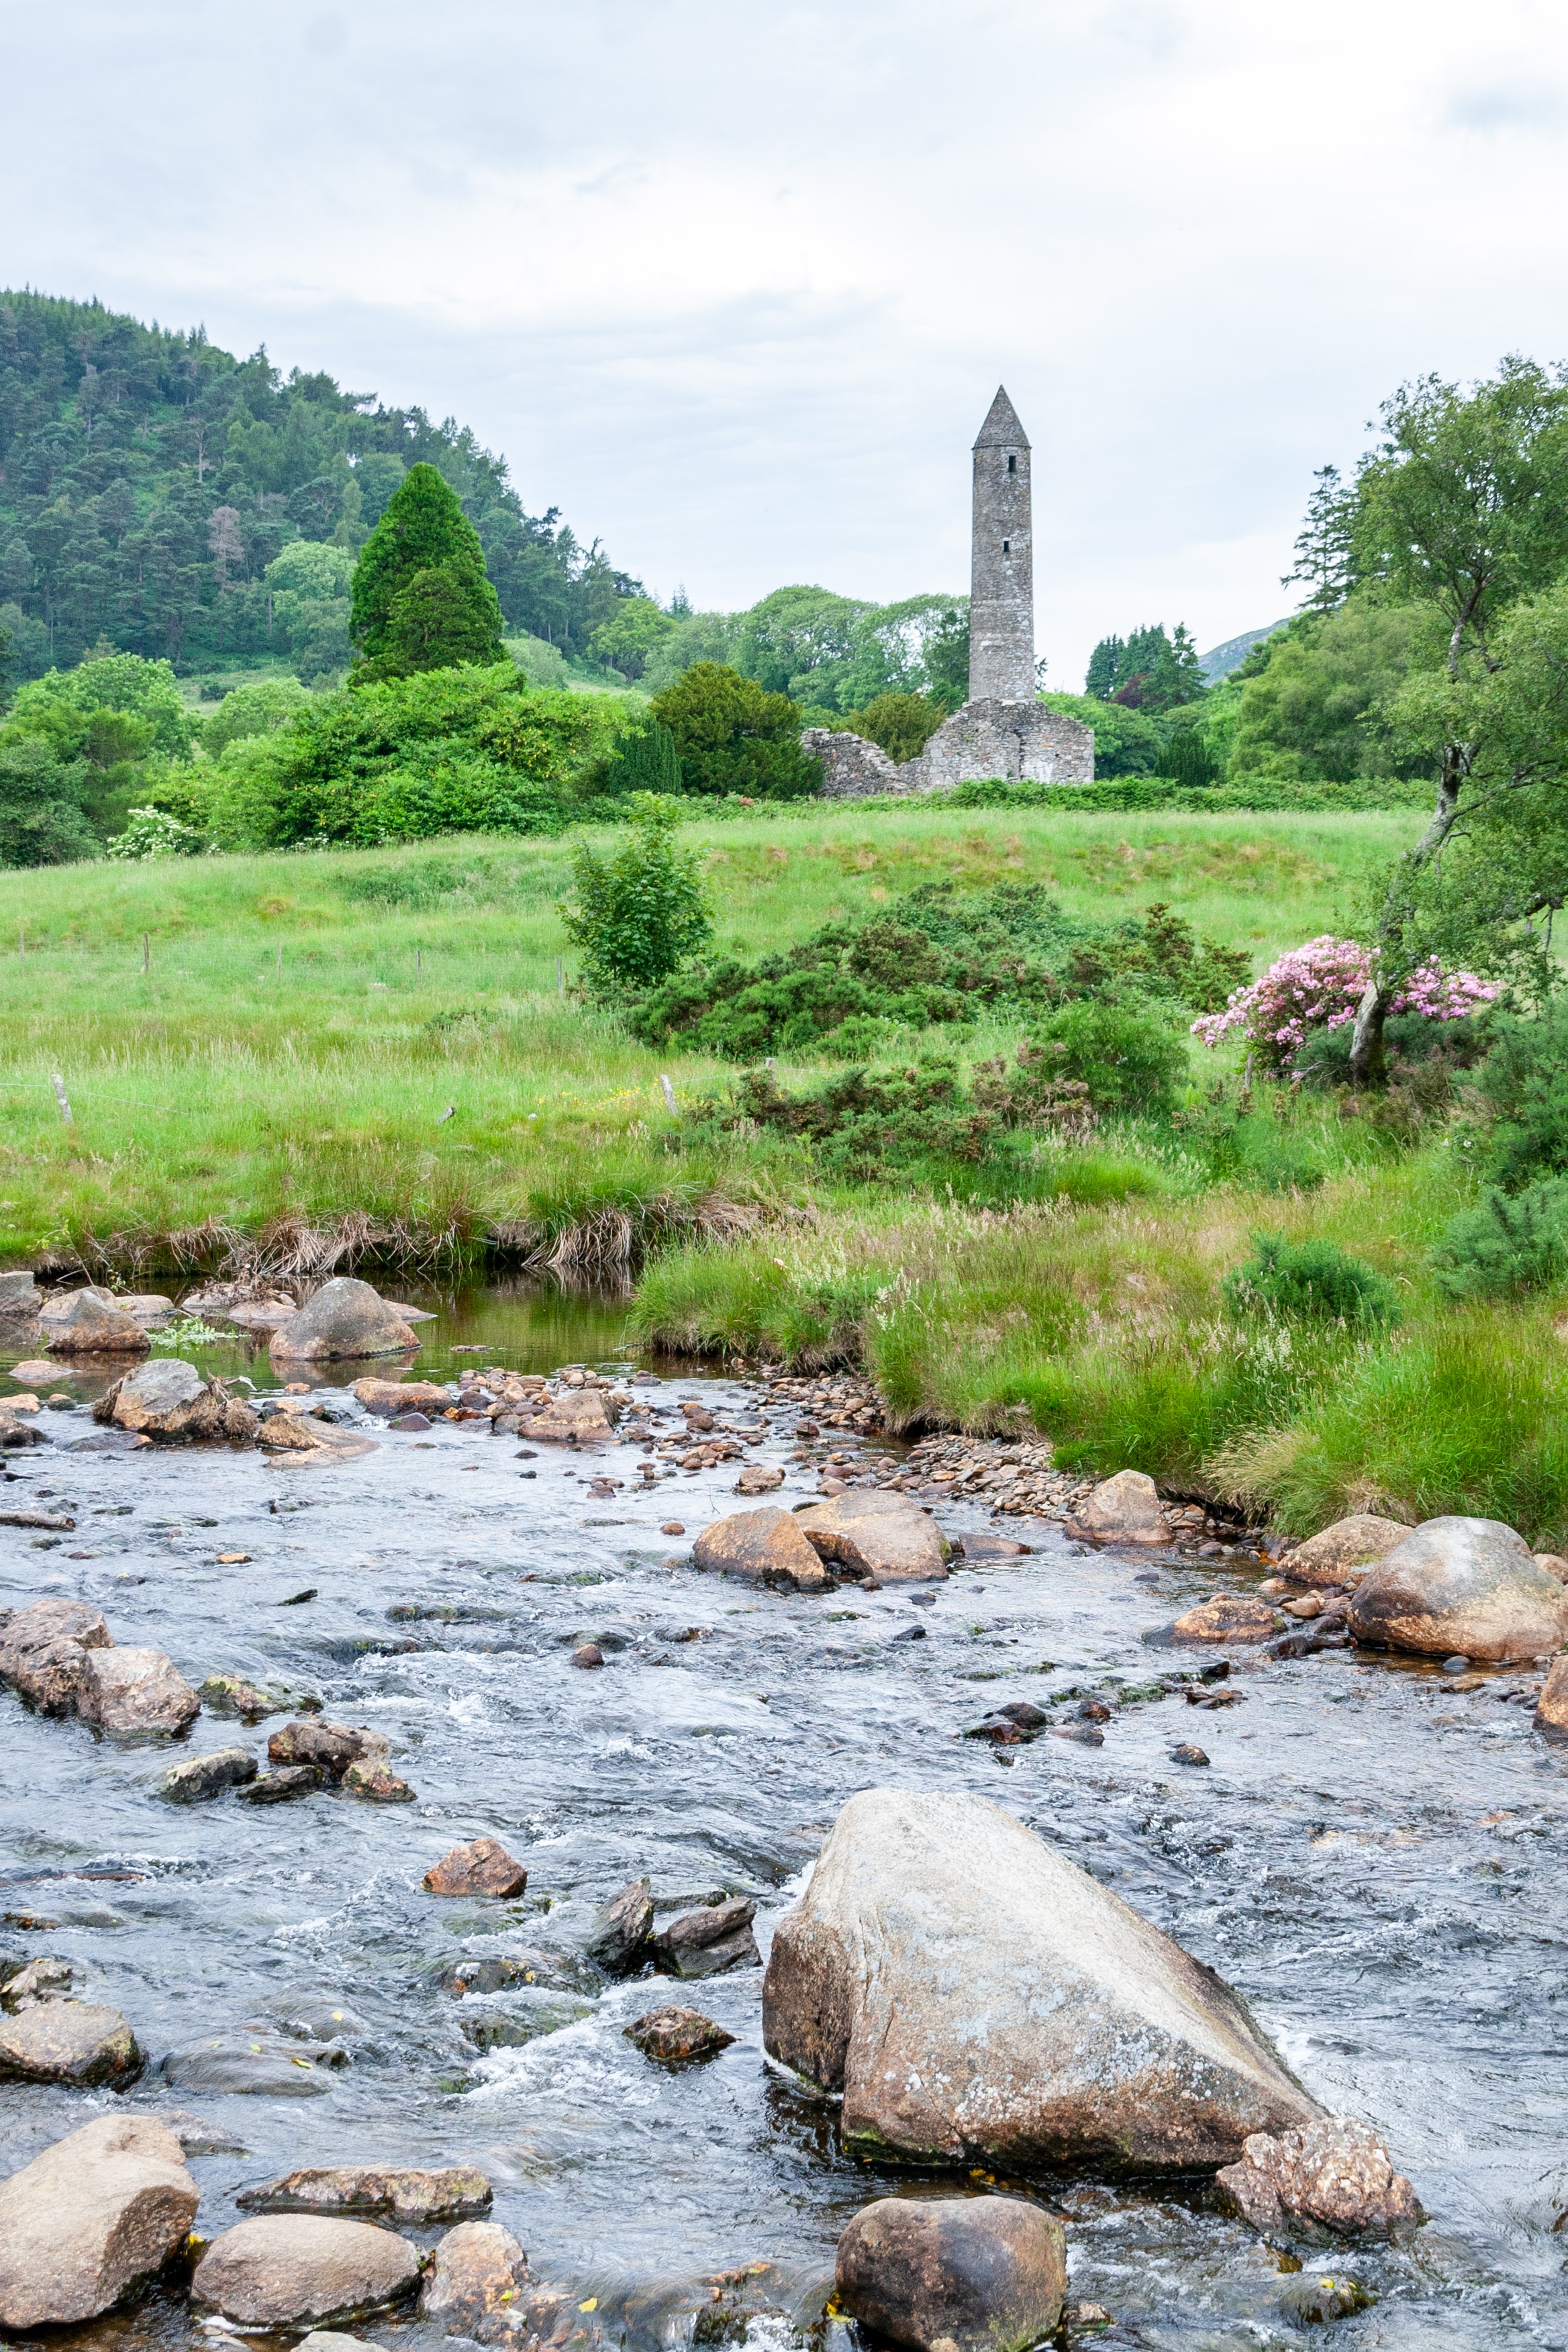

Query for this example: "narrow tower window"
[1007,454,1016,474]
[1002,540,1010,553]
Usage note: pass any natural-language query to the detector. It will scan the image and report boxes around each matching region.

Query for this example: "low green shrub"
[1432,1177,1568,1297]
[1469,1001,1568,1190]
[1222,1232,1400,1324]
[628,882,1241,1059]
[914,775,1434,814]
[199,663,624,848]
[1029,996,1189,1119]
[560,793,714,991]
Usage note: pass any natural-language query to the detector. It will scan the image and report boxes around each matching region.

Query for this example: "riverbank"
[630,1167,1568,1546]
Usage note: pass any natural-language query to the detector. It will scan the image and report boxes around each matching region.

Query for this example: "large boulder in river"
[94,1357,258,1441]
[193,2214,420,2326]
[237,2165,491,2224]
[420,2221,530,2337]
[1071,1470,1169,1546]
[40,1288,150,1354]
[1172,1595,1281,1645]
[0,2001,141,2086]
[0,1597,111,1714]
[256,1407,379,1462]
[526,1387,616,1444]
[652,1896,758,1979]
[835,2196,1067,2352]
[795,1491,949,1583]
[78,1645,200,1734]
[158,1747,258,1801]
[424,1837,529,1897]
[269,1278,418,1364]
[1280,1513,1414,1587]
[763,1787,1318,2172]
[1346,1516,1568,1662]
[693,1506,828,1591]
[0,2113,199,2329]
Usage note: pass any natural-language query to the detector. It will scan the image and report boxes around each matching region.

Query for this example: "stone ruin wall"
[803,701,1095,801]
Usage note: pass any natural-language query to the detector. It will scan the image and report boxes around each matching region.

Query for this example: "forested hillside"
[0,293,638,681]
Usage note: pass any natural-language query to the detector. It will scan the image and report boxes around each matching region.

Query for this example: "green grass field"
[7,799,1567,1542]
[0,807,1415,1267]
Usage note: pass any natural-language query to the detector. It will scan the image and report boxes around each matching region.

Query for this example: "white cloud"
[7,0,1568,683]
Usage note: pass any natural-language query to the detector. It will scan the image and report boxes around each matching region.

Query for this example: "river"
[1,1281,1565,2351]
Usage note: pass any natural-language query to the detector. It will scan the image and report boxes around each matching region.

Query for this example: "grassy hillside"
[0,805,1413,1268]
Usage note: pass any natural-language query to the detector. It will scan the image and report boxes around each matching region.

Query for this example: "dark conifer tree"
[350,462,503,675]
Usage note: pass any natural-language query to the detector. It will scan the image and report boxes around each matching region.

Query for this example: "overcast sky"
[7,0,1568,685]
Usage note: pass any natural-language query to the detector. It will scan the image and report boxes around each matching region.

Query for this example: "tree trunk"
[1348,970,1389,1087]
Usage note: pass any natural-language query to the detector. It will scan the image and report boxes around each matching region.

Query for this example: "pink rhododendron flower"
[1191,937,1496,1072]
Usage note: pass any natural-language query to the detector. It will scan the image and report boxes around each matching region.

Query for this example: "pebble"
[1170,1743,1211,1767]
[573,1643,605,1669]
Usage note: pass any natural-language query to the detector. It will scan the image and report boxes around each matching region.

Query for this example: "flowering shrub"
[105,806,208,861]
[1191,936,1496,1071]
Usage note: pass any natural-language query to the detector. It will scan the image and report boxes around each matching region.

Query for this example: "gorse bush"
[1030,996,1189,1118]
[628,883,1242,1062]
[1222,1231,1401,1324]
[1432,1177,1568,1297]
[560,792,714,991]
[1470,1001,1568,1189]
[692,1043,1097,1183]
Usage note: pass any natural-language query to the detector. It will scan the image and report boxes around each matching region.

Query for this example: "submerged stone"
[835,2195,1067,2352]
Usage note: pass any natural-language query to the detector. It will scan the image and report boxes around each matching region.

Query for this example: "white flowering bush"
[105,806,208,861]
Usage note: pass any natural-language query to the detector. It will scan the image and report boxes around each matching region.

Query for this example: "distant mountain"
[1198,619,1291,683]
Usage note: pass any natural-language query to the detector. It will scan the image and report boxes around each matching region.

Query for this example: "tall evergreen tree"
[1085,634,1124,699]
[1283,464,1358,611]
[350,463,503,674]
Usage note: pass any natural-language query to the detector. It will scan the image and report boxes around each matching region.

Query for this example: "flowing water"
[1,1282,1566,2352]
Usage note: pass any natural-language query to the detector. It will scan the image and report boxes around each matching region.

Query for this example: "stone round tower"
[969,385,1034,701]
[802,385,1095,797]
